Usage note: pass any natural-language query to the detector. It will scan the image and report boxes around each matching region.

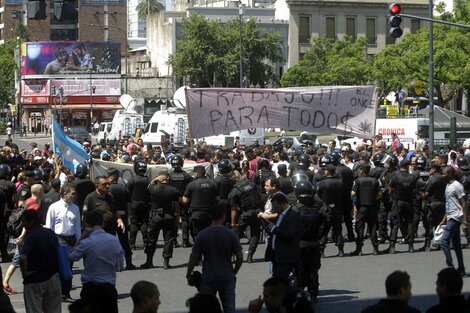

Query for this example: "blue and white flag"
[52,120,89,173]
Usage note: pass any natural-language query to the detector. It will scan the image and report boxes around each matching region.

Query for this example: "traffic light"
[387,3,403,38]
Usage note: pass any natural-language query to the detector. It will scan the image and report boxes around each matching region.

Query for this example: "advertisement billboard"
[80,0,125,5]
[22,41,121,78]
[21,80,50,97]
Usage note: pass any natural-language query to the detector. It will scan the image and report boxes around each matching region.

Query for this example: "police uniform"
[184,176,218,237]
[0,178,16,259]
[293,197,329,302]
[72,178,96,213]
[108,181,134,269]
[144,182,180,268]
[254,168,275,190]
[423,172,446,247]
[126,174,151,248]
[351,173,380,254]
[228,178,263,261]
[169,168,193,245]
[316,175,344,255]
[82,191,118,234]
[389,168,416,252]
[412,168,430,241]
[214,172,236,202]
[377,167,395,242]
[336,164,355,241]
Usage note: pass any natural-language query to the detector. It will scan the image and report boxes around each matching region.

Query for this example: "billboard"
[21,80,50,97]
[80,0,125,5]
[51,79,121,96]
[22,41,121,78]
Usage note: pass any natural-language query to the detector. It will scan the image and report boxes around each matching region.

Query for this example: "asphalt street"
[2,133,470,313]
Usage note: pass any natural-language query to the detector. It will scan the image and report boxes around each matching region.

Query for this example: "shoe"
[246,253,254,263]
[373,248,379,255]
[182,240,192,248]
[409,245,415,253]
[338,248,344,257]
[460,270,467,277]
[125,263,136,271]
[62,295,75,303]
[389,246,396,254]
[140,262,153,269]
[163,258,171,270]
[3,285,17,295]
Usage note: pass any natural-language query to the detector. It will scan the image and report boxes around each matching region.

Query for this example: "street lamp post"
[239,4,245,88]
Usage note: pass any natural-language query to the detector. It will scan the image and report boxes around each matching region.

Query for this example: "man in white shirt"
[45,183,81,302]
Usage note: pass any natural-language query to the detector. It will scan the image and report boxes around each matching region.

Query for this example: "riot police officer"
[72,163,95,213]
[0,164,15,261]
[169,154,193,247]
[412,155,430,248]
[254,159,275,190]
[316,164,345,257]
[228,174,264,263]
[292,154,314,182]
[107,168,135,270]
[313,155,331,185]
[182,166,218,238]
[17,170,35,208]
[143,171,180,269]
[214,159,237,202]
[377,154,397,243]
[292,180,329,304]
[126,160,151,249]
[422,163,446,251]
[350,164,380,256]
[389,159,416,254]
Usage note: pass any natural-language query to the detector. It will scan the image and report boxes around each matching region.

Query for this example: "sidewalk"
[0,132,52,140]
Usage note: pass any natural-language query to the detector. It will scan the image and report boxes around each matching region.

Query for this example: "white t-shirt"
[6,127,12,135]
[445,180,465,222]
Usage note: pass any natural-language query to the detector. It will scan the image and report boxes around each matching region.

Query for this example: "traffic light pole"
[395,10,470,154]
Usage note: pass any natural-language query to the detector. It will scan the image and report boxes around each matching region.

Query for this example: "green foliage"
[280,37,371,87]
[0,40,18,106]
[169,13,283,87]
[137,0,165,20]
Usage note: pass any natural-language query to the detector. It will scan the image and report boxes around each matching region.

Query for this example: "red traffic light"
[388,3,402,15]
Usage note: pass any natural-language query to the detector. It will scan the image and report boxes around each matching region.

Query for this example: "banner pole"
[184,87,194,153]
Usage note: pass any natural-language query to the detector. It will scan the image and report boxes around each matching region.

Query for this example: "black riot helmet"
[415,155,427,170]
[381,154,397,168]
[292,173,310,187]
[0,164,11,179]
[457,156,468,169]
[33,169,43,181]
[319,155,331,168]
[295,180,315,199]
[330,151,341,166]
[298,154,311,170]
[75,163,88,179]
[218,159,232,174]
[373,153,384,167]
[134,160,147,175]
[171,154,184,168]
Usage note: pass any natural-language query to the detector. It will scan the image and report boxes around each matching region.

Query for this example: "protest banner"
[185,86,378,139]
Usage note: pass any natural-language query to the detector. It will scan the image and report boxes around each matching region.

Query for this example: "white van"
[107,110,145,141]
[96,122,113,144]
[142,108,188,145]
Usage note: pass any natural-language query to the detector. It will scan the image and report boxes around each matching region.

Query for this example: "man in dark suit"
[262,193,300,280]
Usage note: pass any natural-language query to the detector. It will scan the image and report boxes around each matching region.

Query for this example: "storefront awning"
[58,104,123,110]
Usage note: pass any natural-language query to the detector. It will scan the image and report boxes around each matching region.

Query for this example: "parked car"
[67,127,91,144]
[272,132,319,151]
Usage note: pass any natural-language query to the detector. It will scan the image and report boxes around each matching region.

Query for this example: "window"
[151,123,158,133]
[299,16,310,43]
[326,17,336,39]
[366,18,376,44]
[411,19,420,34]
[346,17,356,41]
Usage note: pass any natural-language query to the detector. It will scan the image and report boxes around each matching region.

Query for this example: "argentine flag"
[52,120,89,173]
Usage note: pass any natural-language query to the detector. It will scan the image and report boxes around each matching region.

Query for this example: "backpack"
[7,209,24,238]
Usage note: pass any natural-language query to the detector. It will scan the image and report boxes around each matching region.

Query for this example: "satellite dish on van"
[173,86,190,110]
[120,94,137,113]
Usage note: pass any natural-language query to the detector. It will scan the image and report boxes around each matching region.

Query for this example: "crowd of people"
[0,132,470,312]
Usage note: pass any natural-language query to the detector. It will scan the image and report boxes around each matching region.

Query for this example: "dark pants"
[330,209,344,247]
[272,262,297,280]
[342,194,355,238]
[355,205,378,246]
[145,217,175,259]
[0,206,8,258]
[81,282,118,313]
[296,245,321,296]
[58,235,76,297]
[201,277,236,313]
[441,218,465,272]
[190,210,211,238]
[116,214,133,261]
[238,211,262,254]
[378,197,392,239]
[180,204,190,242]
[129,205,149,247]
[390,200,414,244]
[424,202,445,243]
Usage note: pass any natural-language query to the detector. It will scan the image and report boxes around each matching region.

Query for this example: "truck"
[105,94,145,142]
[375,117,429,150]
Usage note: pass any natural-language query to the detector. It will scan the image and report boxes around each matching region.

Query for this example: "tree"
[169,13,283,87]
[280,37,371,87]
[0,40,18,107]
[136,0,165,20]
